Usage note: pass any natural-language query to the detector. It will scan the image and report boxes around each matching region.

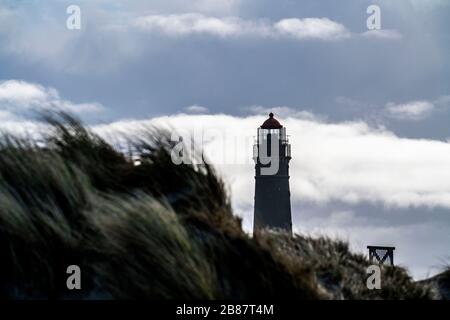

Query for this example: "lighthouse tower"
[253,113,292,234]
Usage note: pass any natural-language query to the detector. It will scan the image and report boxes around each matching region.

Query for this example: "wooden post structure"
[367,246,395,266]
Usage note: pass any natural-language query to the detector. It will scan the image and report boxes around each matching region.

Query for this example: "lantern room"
[253,113,291,160]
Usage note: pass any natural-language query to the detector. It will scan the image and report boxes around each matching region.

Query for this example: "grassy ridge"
[0,113,439,299]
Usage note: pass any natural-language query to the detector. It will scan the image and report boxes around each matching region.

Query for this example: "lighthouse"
[253,113,292,234]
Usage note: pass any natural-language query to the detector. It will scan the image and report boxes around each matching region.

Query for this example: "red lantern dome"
[260,112,282,129]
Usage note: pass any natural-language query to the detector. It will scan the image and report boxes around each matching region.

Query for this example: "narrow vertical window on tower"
[253,113,292,234]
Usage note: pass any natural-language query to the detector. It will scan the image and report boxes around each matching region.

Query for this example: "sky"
[1,0,450,279]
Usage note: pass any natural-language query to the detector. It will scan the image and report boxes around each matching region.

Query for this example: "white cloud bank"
[93,112,450,213]
[0,80,104,116]
[2,107,447,212]
[133,13,398,41]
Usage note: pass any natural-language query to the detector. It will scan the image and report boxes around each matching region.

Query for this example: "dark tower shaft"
[253,113,292,234]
